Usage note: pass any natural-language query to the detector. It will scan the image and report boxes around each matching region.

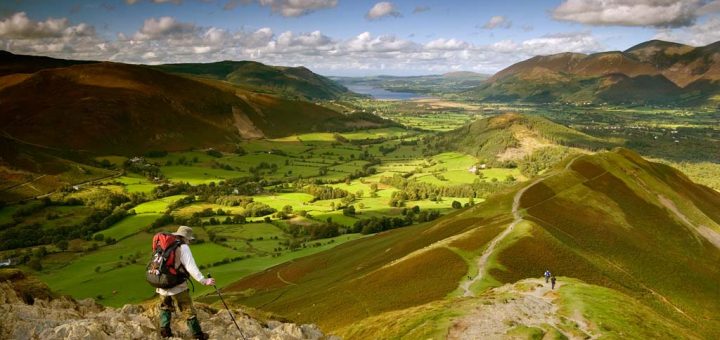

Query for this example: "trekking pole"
[207,273,247,340]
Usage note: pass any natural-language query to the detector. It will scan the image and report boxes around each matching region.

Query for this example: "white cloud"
[552,0,718,28]
[654,17,720,46]
[482,16,511,29]
[517,32,602,56]
[0,10,609,76]
[366,2,401,20]
[345,32,417,53]
[258,0,337,17]
[0,12,95,39]
[133,17,195,40]
[425,38,469,51]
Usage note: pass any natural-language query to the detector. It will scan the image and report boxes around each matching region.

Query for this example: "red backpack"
[145,233,188,288]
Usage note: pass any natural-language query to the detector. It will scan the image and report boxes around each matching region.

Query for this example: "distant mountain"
[223,148,720,338]
[431,112,609,166]
[442,71,487,78]
[0,52,390,156]
[468,40,720,105]
[333,72,489,95]
[152,60,354,100]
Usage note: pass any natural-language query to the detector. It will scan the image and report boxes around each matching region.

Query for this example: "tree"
[28,258,42,271]
[56,240,69,251]
[452,200,462,209]
[343,205,356,216]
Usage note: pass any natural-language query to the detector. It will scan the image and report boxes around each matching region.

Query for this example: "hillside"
[0,269,333,339]
[429,112,610,168]
[220,148,720,338]
[468,40,720,105]
[153,60,353,100]
[0,135,118,203]
[0,53,390,155]
[0,50,96,77]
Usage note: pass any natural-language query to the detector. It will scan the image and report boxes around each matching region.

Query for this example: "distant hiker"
[146,226,215,339]
[544,269,551,283]
[551,276,557,290]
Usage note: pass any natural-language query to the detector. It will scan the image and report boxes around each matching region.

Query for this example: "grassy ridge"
[497,150,720,336]
[154,60,353,100]
[432,113,609,167]
[223,149,720,337]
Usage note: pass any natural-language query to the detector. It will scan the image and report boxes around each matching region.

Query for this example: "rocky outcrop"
[0,269,335,340]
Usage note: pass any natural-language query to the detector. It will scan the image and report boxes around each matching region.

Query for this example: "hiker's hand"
[203,278,216,286]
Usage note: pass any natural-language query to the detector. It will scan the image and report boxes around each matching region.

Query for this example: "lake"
[345,84,428,100]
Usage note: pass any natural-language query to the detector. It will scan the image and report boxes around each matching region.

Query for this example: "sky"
[1,0,720,76]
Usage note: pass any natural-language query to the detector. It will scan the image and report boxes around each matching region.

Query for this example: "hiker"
[551,276,557,290]
[544,269,551,283]
[155,226,215,339]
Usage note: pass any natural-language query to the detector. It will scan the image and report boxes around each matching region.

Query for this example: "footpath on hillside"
[450,278,595,340]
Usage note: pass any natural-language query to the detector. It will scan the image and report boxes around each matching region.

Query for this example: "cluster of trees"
[210,161,235,171]
[517,147,576,177]
[249,162,278,175]
[154,177,270,200]
[167,155,200,166]
[287,221,341,240]
[378,144,398,155]
[206,149,223,158]
[351,207,441,234]
[304,184,349,201]
[381,174,513,207]
[123,159,162,179]
[0,196,137,251]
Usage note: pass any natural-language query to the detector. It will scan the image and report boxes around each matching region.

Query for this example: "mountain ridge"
[470,39,720,105]
[152,60,354,100]
[221,148,720,338]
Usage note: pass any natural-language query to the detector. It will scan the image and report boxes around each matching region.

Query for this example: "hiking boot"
[187,317,208,339]
[159,309,172,328]
[193,332,210,340]
[159,327,173,338]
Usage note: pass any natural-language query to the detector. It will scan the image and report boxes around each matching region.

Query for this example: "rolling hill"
[429,112,610,168]
[218,148,720,338]
[0,52,390,156]
[0,51,392,200]
[153,60,354,100]
[468,40,720,105]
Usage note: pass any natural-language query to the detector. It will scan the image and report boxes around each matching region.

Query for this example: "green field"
[96,214,162,241]
[38,229,364,307]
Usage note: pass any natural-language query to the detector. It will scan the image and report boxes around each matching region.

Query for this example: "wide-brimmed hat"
[172,226,195,241]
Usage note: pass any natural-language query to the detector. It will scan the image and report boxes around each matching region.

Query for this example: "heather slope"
[223,148,720,338]
[0,56,386,155]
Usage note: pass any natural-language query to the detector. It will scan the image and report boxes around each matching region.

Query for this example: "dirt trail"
[449,279,595,340]
[460,177,546,297]
[458,156,589,297]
